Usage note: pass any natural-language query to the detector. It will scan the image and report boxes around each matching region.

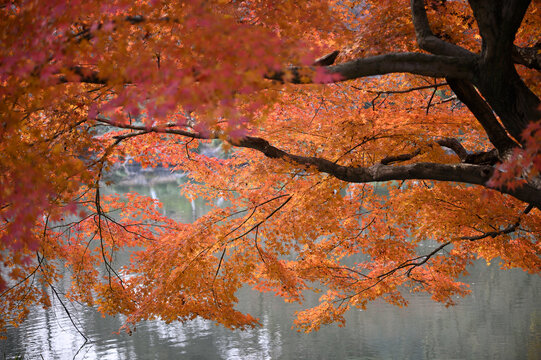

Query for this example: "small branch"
[177,195,291,277]
[49,282,89,342]
[35,251,89,342]
[254,226,266,264]
[213,246,227,287]
[334,136,379,164]
[424,95,457,108]
[370,92,381,111]
[95,118,206,139]
[354,82,449,111]
[357,82,448,95]
[185,137,196,161]
[0,259,43,299]
[335,201,534,306]
[112,131,150,140]
[380,241,452,279]
[460,204,533,241]
[334,241,453,305]
[72,15,176,43]
[227,196,292,243]
[93,172,126,290]
[425,86,438,114]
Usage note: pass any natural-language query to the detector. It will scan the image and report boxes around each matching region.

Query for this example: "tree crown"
[1,0,540,333]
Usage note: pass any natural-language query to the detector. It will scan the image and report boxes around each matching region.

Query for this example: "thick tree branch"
[59,66,109,85]
[513,43,541,70]
[500,1,533,47]
[463,149,499,165]
[410,0,477,59]
[468,0,531,59]
[266,53,475,83]
[411,2,540,142]
[474,69,541,143]
[445,78,519,154]
[235,137,541,208]
[381,149,422,165]
[71,53,475,86]
[313,51,340,66]
[435,138,468,161]
[95,119,541,208]
[463,1,540,143]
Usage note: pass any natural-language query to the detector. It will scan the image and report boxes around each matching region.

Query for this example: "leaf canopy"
[1,0,540,333]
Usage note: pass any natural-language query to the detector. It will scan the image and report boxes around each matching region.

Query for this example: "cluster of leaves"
[1,0,540,335]
[489,123,541,189]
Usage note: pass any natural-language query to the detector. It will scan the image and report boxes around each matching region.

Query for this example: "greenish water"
[2,175,540,359]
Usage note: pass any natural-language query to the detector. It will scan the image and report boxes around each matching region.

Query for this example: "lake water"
[2,176,540,359]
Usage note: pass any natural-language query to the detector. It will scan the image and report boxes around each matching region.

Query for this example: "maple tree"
[1,0,540,334]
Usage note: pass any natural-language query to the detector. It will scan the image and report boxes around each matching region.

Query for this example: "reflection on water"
[2,178,540,359]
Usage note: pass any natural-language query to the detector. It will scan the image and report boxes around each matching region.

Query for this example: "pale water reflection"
[1,179,540,359]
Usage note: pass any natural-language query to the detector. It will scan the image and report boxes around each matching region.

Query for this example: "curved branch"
[236,136,541,208]
[380,149,421,165]
[313,50,340,66]
[266,53,475,84]
[410,0,477,59]
[95,120,541,208]
[435,138,468,161]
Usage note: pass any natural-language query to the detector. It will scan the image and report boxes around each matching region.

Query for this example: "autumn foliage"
[1,0,540,333]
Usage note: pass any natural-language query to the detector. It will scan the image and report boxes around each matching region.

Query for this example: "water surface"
[2,178,540,359]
